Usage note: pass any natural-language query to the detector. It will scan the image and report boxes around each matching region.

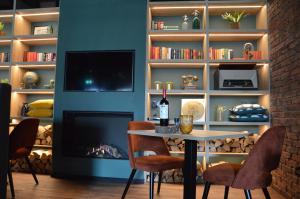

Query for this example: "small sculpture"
[243,42,254,60]
[181,75,198,90]
[44,79,55,89]
[182,15,189,30]
[192,10,201,29]
[23,71,40,89]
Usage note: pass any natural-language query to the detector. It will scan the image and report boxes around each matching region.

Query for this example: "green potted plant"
[221,11,247,29]
[0,21,5,36]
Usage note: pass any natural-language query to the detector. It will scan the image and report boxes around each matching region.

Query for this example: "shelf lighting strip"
[0,40,12,43]
[151,6,205,10]
[150,62,204,66]
[16,64,56,68]
[17,38,57,42]
[19,12,59,17]
[208,5,263,9]
[209,33,265,37]
[149,33,205,37]
[13,90,54,94]
[0,15,14,18]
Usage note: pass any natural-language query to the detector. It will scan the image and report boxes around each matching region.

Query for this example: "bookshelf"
[0,1,59,156]
[145,0,270,159]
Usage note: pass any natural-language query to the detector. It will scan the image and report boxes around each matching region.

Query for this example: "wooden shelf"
[0,37,13,45]
[170,151,249,156]
[149,32,204,42]
[149,1,205,16]
[208,0,265,15]
[209,121,270,126]
[15,34,57,45]
[11,116,53,122]
[12,89,54,94]
[16,7,59,22]
[0,10,14,22]
[14,61,56,69]
[0,63,10,69]
[209,59,269,66]
[209,90,269,96]
[33,144,52,149]
[148,59,205,68]
[209,29,267,34]
[149,89,205,95]
[209,32,266,41]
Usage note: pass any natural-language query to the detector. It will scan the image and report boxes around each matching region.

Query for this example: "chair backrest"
[232,126,286,189]
[9,118,40,159]
[127,121,170,168]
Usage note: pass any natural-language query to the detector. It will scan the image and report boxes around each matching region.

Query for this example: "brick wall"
[268,0,300,198]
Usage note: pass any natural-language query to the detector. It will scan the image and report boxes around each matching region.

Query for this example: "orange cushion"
[10,147,30,159]
[203,163,241,186]
[134,155,184,172]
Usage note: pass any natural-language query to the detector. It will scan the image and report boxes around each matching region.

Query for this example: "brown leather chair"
[121,121,184,199]
[202,126,286,199]
[8,118,40,198]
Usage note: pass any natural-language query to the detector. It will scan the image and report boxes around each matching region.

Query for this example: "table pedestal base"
[183,139,197,199]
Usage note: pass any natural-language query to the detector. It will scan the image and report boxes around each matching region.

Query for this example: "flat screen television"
[64,50,134,92]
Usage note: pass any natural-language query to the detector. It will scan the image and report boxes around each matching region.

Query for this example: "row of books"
[209,48,263,60]
[209,48,234,60]
[0,52,9,63]
[23,52,56,62]
[151,46,203,60]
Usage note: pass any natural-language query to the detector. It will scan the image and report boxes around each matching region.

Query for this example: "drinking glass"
[180,115,193,134]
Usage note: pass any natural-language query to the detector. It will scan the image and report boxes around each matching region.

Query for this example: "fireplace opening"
[62,111,133,160]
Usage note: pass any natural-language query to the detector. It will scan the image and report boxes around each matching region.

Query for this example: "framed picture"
[33,26,53,35]
[181,99,205,122]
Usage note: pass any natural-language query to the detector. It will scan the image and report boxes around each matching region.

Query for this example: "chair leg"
[121,169,137,199]
[7,164,15,198]
[244,189,252,199]
[202,181,211,199]
[262,187,271,199]
[149,172,155,199]
[157,171,163,194]
[224,186,229,199]
[25,157,38,184]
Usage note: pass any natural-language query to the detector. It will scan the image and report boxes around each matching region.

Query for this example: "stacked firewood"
[208,134,260,153]
[10,150,52,174]
[35,125,52,146]
[165,134,260,153]
[162,161,203,183]
[162,135,260,183]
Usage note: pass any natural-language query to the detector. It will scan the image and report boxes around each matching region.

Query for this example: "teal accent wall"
[53,0,147,179]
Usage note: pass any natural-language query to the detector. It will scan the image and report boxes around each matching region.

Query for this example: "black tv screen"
[64,50,134,92]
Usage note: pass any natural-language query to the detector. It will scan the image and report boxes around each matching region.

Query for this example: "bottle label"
[160,104,168,119]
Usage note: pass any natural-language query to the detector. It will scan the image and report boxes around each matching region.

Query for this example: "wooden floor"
[6,173,286,199]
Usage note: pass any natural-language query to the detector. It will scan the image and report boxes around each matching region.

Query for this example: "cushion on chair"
[203,163,241,186]
[10,147,30,159]
[134,155,184,172]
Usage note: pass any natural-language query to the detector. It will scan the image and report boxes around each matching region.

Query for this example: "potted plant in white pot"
[221,11,247,29]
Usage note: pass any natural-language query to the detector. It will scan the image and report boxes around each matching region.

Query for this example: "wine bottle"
[159,88,169,126]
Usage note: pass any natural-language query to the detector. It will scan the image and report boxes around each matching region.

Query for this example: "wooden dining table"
[128,129,249,199]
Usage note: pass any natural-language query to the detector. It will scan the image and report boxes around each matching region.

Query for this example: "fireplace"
[62,111,133,160]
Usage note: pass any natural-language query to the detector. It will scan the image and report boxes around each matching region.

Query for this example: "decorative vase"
[192,10,201,29]
[182,15,189,30]
[230,22,240,29]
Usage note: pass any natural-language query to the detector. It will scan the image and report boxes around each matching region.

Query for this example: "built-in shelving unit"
[145,0,270,158]
[1,1,59,153]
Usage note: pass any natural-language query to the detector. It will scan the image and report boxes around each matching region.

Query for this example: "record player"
[214,69,258,90]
